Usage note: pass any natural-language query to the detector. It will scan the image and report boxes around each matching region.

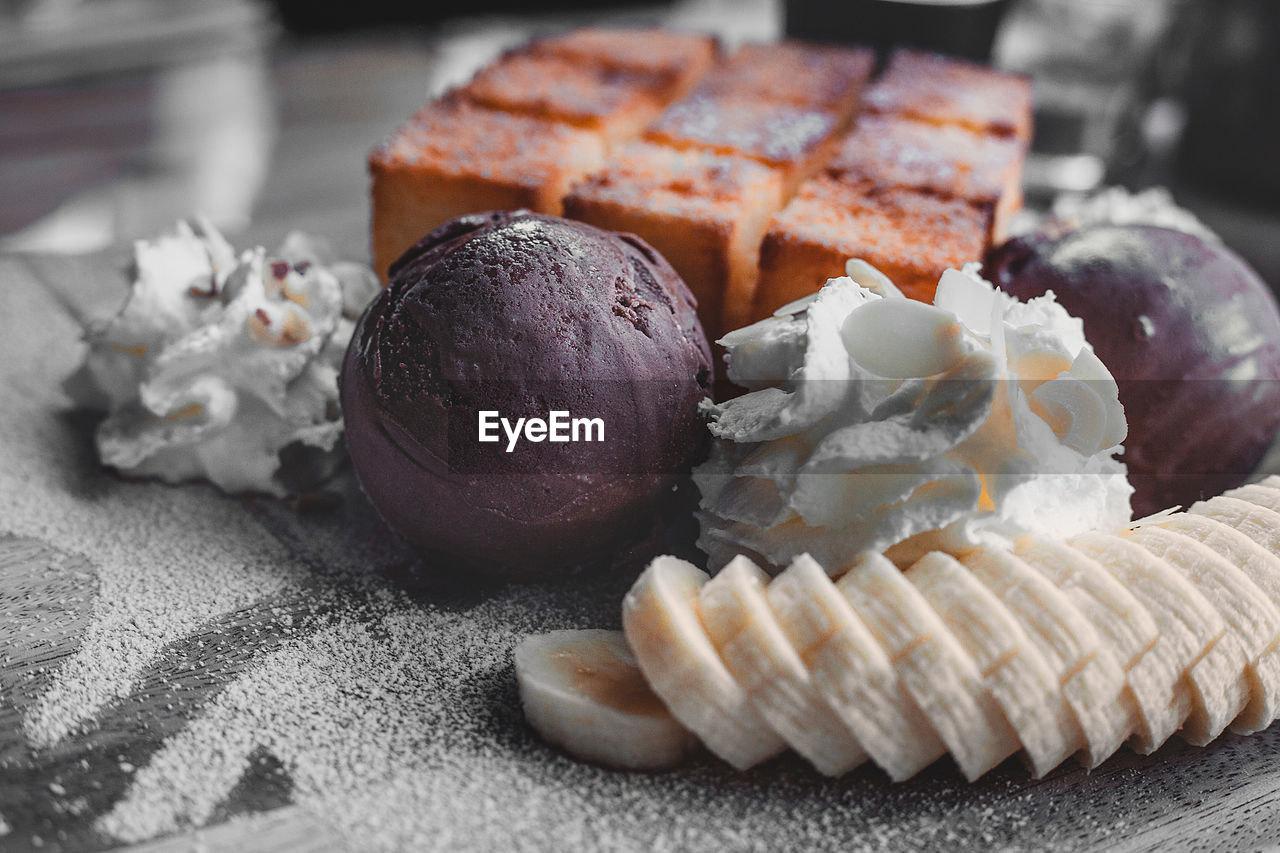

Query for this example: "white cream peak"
[695,261,1133,574]
[65,216,380,496]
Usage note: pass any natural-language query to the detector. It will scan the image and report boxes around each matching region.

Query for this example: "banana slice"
[514,629,699,770]
[906,552,1078,778]
[1012,538,1150,751]
[622,555,786,770]
[1008,537,1172,753]
[837,552,1019,781]
[1225,482,1280,515]
[1124,523,1280,734]
[1190,495,1280,558]
[1070,532,1248,747]
[768,553,945,781]
[960,545,1129,768]
[1154,512,1280,605]
[700,556,869,776]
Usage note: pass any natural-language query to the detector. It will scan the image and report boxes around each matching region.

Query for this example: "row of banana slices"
[515,477,1280,779]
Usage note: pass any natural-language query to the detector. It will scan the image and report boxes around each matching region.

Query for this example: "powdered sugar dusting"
[97,578,1048,852]
[11,482,307,749]
[0,266,315,753]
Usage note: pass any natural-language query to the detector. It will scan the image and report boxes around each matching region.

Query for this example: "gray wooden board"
[2,252,1280,853]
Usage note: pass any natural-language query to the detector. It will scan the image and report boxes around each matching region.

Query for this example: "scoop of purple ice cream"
[341,210,712,579]
[986,223,1280,516]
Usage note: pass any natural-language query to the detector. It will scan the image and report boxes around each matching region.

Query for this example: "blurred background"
[0,0,1276,285]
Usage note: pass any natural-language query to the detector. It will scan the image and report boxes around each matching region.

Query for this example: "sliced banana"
[768,553,945,781]
[1070,532,1247,747]
[1224,481,1280,515]
[1013,538,1156,752]
[1190,495,1280,559]
[700,555,869,776]
[1153,512,1280,607]
[591,482,1280,780]
[906,552,1078,778]
[960,545,1129,768]
[514,629,699,770]
[1124,524,1280,734]
[622,555,786,770]
[837,552,1019,781]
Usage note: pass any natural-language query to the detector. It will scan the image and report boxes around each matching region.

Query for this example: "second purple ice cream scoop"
[987,223,1280,517]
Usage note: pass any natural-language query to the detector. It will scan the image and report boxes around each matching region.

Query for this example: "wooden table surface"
[4,5,1280,852]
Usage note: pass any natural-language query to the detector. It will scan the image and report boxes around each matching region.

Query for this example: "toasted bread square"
[459,52,670,147]
[645,97,843,193]
[691,41,875,115]
[864,49,1033,143]
[565,140,785,338]
[828,114,1025,241]
[755,177,992,317]
[526,27,718,101]
[369,97,606,277]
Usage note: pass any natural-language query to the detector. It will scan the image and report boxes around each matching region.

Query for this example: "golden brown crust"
[827,114,1023,204]
[863,48,1033,143]
[458,53,668,144]
[564,141,784,339]
[644,98,843,193]
[369,28,1030,333]
[369,97,606,276]
[690,41,875,114]
[526,26,718,99]
[754,177,992,318]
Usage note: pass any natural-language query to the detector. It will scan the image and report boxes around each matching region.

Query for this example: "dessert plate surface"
[5,252,1280,852]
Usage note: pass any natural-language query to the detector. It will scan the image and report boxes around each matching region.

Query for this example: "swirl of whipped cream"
[694,260,1133,574]
[67,217,379,496]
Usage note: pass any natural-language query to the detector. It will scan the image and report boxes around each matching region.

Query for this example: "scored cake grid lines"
[370,32,1031,343]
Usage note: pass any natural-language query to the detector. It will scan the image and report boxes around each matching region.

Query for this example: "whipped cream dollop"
[67,217,379,496]
[694,260,1133,573]
[1030,186,1219,244]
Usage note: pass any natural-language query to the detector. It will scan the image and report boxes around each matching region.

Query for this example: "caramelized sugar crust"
[567,140,782,214]
[370,97,606,275]
[565,140,785,337]
[645,98,840,179]
[827,113,1023,204]
[459,52,669,141]
[370,31,1031,330]
[527,27,718,87]
[690,42,875,112]
[372,96,604,182]
[863,48,1033,142]
[757,177,992,315]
